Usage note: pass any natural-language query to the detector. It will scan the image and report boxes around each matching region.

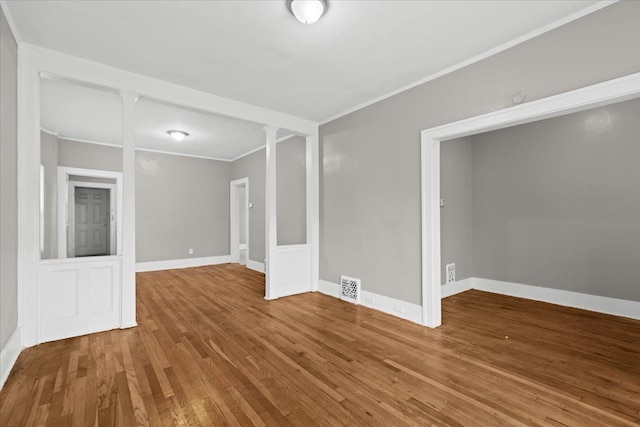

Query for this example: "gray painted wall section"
[41,132,59,259]
[440,138,472,284]
[58,138,123,172]
[232,147,266,263]
[320,1,640,305]
[0,7,18,349]
[277,137,306,246]
[231,136,307,264]
[469,99,640,302]
[136,150,231,262]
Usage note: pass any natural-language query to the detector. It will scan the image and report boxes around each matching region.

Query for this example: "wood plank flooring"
[1,264,639,426]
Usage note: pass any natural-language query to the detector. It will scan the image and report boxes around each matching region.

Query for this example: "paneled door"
[75,187,110,256]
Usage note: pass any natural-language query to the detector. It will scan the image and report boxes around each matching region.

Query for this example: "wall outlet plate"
[446,263,456,284]
[189,248,194,255]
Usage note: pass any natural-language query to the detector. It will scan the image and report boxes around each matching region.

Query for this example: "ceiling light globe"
[288,0,326,24]
[167,130,189,141]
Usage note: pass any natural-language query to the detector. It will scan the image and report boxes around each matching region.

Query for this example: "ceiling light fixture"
[167,130,189,141]
[287,0,327,25]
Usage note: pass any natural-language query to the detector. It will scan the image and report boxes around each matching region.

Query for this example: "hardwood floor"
[1,264,639,426]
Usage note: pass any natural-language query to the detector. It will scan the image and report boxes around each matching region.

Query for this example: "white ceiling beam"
[22,44,318,135]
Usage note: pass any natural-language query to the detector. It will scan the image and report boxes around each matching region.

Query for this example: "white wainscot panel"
[275,244,312,298]
[39,257,122,343]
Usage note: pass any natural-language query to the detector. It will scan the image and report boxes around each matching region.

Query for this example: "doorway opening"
[57,166,122,259]
[421,73,640,328]
[230,177,249,265]
[73,186,112,257]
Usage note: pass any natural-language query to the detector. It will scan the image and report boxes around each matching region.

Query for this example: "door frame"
[420,72,640,328]
[230,177,249,264]
[68,181,117,258]
[57,166,123,259]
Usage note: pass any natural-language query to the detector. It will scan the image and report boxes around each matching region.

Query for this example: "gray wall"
[469,99,640,302]
[440,138,472,284]
[0,7,18,349]
[277,136,306,246]
[136,150,231,262]
[319,1,640,305]
[41,132,59,259]
[231,146,266,263]
[59,138,122,172]
[54,139,232,262]
[231,135,307,264]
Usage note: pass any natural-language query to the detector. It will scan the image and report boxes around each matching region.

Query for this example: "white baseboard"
[135,255,231,272]
[246,260,265,273]
[441,277,473,298]
[472,278,640,321]
[0,327,23,391]
[318,280,422,324]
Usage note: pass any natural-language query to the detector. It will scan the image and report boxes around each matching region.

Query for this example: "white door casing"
[420,72,640,329]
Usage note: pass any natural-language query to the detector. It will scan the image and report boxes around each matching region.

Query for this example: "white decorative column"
[306,130,320,292]
[264,125,279,300]
[120,90,138,327]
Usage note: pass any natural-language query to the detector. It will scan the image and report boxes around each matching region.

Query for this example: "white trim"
[246,260,265,273]
[40,127,58,137]
[319,1,617,124]
[317,280,422,324]
[0,0,23,46]
[230,177,249,264]
[421,72,640,329]
[472,278,640,321]
[229,134,299,162]
[135,255,231,272]
[306,132,320,292]
[441,278,473,298]
[318,279,340,298]
[239,243,247,250]
[230,144,265,162]
[57,135,122,149]
[133,146,230,163]
[0,327,22,391]
[54,133,233,162]
[264,126,278,300]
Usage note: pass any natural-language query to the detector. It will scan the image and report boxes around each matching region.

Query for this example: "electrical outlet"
[189,248,194,255]
[446,263,456,284]
[394,304,406,314]
[364,296,374,305]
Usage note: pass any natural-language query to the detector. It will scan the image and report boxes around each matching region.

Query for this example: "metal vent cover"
[340,275,361,305]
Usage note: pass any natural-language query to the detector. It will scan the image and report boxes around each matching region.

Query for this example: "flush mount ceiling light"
[287,0,327,25]
[167,130,189,141]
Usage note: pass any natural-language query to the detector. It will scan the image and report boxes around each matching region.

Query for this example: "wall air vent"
[340,275,361,305]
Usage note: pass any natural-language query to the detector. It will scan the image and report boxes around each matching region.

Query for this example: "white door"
[75,187,110,257]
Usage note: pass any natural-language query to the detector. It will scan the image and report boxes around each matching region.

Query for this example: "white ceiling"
[7,0,601,122]
[40,76,293,160]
